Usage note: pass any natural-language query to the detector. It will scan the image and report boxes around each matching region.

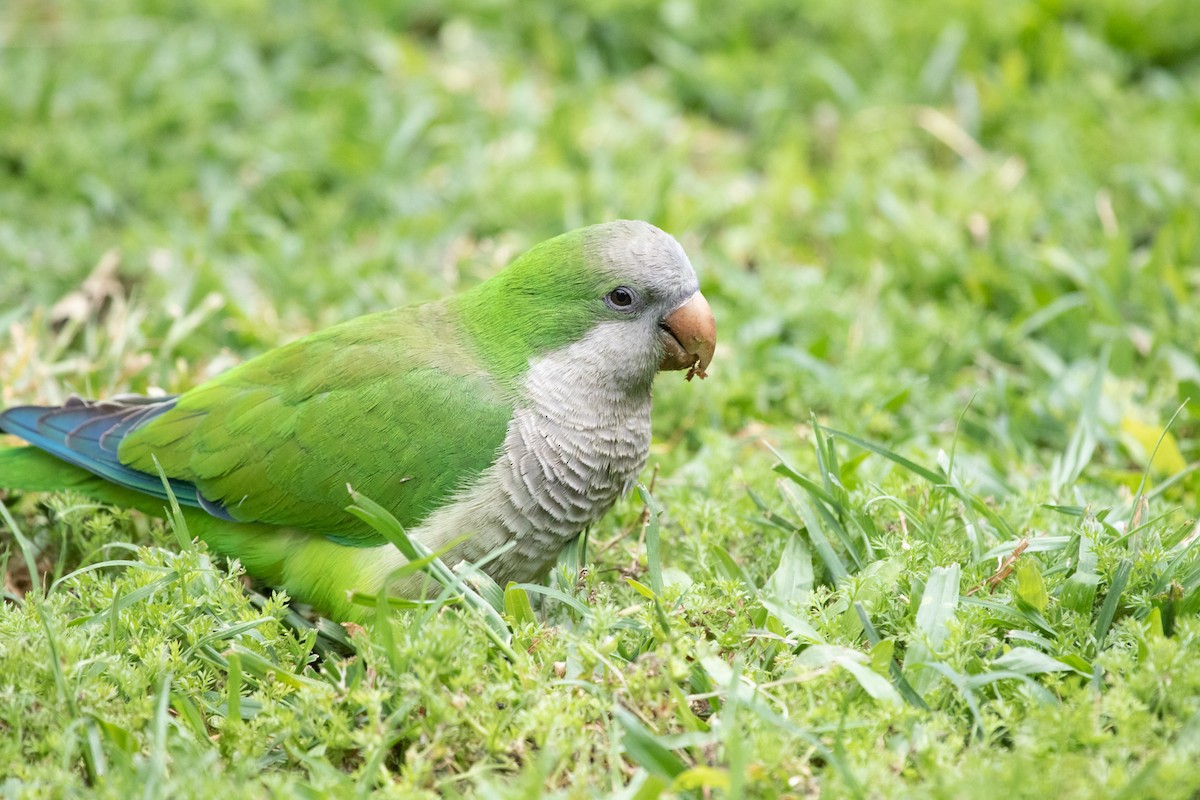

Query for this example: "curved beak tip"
[659,291,716,380]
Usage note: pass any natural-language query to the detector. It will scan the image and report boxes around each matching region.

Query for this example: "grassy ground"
[3,0,1200,797]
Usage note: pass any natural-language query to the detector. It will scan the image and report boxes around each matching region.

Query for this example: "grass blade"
[778,482,849,583]
[1095,559,1132,649]
[346,489,517,660]
[614,707,688,781]
[903,563,961,696]
[637,483,665,596]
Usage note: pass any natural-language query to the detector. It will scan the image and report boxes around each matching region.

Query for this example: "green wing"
[117,303,512,545]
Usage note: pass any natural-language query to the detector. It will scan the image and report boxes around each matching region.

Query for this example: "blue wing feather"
[0,396,233,519]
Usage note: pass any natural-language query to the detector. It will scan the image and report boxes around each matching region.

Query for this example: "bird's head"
[453,220,716,394]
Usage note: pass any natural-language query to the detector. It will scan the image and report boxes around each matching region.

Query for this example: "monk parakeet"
[0,221,715,620]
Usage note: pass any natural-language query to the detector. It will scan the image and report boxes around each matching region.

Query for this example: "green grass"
[3,0,1200,796]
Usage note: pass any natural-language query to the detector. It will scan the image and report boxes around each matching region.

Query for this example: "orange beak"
[658,291,716,379]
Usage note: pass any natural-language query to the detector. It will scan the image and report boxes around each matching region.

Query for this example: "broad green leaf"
[1061,572,1101,615]
[626,577,656,599]
[992,647,1086,676]
[516,584,593,618]
[503,583,537,627]
[796,645,902,706]
[1014,560,1048,613]
[870,639,895,675]
[615,708,687,781]
[671,766,731,792]
[709,544,757,591]
[903,563,961,696]
[766,533,813,605]
[761,599,824,644]
[1120,416,1187,476]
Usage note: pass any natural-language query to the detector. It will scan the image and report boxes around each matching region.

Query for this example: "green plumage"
[0,221,712,621]
[119,303,512,541]
[451,227,617,383]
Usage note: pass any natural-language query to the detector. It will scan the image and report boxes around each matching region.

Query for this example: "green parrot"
[0,221,716,620]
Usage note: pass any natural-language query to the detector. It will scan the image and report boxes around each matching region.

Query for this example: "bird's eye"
[605,286,638,310]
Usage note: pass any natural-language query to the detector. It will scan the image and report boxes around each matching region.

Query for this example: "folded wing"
[1,306,513,546]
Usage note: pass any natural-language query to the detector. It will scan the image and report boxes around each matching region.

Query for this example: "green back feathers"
[116,306,513,542]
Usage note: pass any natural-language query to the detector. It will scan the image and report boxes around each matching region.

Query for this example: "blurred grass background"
[2,0,1200,797]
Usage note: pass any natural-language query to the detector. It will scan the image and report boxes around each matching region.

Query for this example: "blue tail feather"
[0,395,233,519]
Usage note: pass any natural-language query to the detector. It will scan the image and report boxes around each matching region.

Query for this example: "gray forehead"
[586,220,698,300]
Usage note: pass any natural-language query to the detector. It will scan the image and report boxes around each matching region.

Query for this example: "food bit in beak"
[659,291,716,379]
